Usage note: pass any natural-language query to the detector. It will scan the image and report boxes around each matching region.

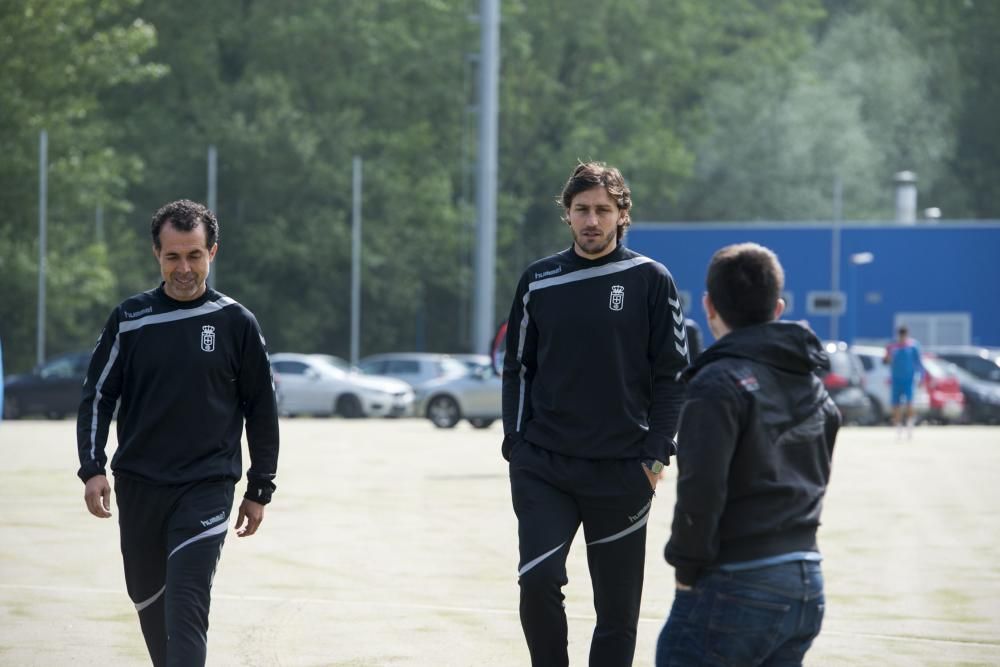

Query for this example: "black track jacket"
[666,321,841,585]
[76,284,279,504]
[501,244,689,462]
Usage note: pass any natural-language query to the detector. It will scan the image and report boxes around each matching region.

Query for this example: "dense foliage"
[1,0,996,372]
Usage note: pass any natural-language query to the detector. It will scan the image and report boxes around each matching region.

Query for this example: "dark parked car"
[952,367,1000,425]
[819,342,875,425]
[926,357,1000,425]
[3,351,91,419]
[930,346,1000,384]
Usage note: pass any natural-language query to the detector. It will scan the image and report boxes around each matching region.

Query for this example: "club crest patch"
[609,285,625,311]
[201,325,216,352]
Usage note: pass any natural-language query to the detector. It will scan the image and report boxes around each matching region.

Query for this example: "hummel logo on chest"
[534,266,562,280]
[124,306,153,319]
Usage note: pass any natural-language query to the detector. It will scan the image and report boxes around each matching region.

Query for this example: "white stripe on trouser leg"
[131,523,226,612]
[586,512,650,546]
[168,521,228,559]
[517,542,566,577]
[134,585,165,611]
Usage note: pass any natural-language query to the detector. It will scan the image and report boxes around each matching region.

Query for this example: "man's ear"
[702,293,716,321]
[152,245,160,260]
[774,298,786,319]
[208,243,218,260]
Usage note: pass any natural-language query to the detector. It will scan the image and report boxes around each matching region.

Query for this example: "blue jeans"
[656,560,824,666]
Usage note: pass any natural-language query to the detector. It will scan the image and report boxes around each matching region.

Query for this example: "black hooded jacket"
[665,321,841,585]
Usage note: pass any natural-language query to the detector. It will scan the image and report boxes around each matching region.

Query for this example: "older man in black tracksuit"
[77,200,278,667]
[502,162,689,667]
[657,243,841,666]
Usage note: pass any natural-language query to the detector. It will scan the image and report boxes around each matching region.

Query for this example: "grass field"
[1,419,999,666]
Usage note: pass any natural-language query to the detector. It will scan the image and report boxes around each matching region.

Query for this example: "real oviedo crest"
[609,285,625,311]
[201,325,216,352]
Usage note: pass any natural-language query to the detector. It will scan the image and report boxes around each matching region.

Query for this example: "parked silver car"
[357,353,469,390]
[450,353,493,373]
[417,361,501,429]
[270,353,414,418]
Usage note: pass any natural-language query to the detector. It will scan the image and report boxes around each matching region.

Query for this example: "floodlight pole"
[207,145,218,288]
[830,175,843,341]
[350,156,362,365]
[472,0,499,355]
[37,130,48,366]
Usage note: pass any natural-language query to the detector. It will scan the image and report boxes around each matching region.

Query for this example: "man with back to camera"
[884,325,924,439]
[501,161,690,666]
[657,243,841,666]
[76,199,279,666]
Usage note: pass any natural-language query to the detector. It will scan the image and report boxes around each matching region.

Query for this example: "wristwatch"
[641,458,664,474]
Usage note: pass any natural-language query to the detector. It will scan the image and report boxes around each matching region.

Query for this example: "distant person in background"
[658,243,840,666]
[884,325,924,439]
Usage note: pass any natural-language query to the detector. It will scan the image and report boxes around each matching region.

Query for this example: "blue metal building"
[626,221,1000,347]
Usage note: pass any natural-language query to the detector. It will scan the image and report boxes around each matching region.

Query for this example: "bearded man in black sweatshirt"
[501,162,689,667]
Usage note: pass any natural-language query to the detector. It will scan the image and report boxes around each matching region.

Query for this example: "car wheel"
[3,395,20,420]
[468,418,494,429]
[427,395,460,428]
[336,394,365,419]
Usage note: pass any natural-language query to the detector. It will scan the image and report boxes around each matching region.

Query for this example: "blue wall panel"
[627,223,1000,346]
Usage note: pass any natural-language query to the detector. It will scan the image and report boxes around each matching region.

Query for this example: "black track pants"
[115,477,234,667]
[509,441,655,667]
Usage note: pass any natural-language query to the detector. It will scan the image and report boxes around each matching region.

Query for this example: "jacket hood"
[685,320,829,380]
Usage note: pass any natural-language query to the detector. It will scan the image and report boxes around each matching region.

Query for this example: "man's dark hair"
[150,199,219,250]
[898,325,908,337]
[558,161,632,241]
[706,243,785,329]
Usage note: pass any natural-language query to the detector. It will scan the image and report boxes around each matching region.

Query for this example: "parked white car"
[851,344,930,424]
[357,353,469,390]
[416,361,502,429]
[270,353,414,418]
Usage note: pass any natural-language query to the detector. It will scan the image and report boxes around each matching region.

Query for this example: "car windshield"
[39,356,83,379]
[921,357,953,379]
[439,358,469,377]
[311,354,353,372]
[943,362,979,384]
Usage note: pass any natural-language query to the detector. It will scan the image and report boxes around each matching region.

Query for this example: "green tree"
[0,0,163,372]
[105,0,476,355]
[673,5,955,221]
[495,0,824,286]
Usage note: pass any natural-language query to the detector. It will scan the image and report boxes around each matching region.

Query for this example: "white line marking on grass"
[4,584,999,649]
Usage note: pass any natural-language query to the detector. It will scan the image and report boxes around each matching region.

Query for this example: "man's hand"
[84,475,112,518]
[643,466,659,490]
[676,581,693,592]
[235,498,265,537]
